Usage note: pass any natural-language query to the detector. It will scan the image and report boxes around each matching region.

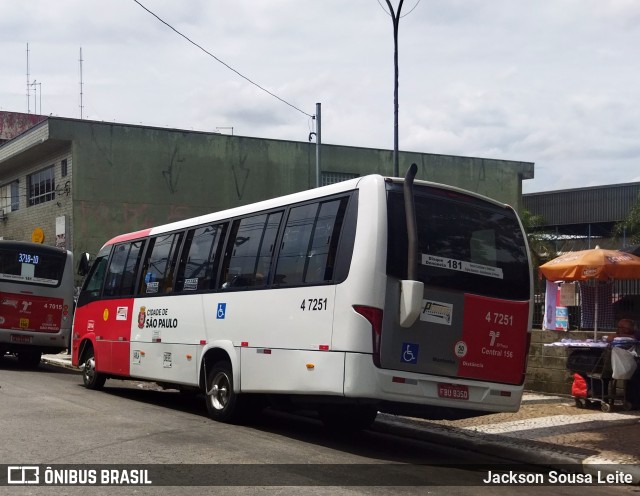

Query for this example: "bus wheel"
[17,351,42,369]
[205,361,241,423]
[82,348,106,390]
[319,405,378,432]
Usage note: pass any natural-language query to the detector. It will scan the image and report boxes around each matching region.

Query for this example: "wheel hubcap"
[209,372,230,411]
[84,357,95,382]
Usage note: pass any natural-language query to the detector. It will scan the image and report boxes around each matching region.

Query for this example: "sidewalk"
[42,352,640,484]
[376,395,640,482]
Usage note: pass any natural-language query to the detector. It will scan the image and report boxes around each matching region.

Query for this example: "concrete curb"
[41,355,78,372]
[374,414,640,484]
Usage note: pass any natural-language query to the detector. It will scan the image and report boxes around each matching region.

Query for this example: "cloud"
[2,0,639,193]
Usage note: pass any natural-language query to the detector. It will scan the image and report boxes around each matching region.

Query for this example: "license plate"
[10,334,32,344]
[438,383,469,400]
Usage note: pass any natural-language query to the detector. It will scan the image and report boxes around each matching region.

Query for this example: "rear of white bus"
[337,175,533,419]
[0,241,74,368]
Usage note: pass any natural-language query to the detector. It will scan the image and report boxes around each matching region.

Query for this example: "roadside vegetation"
[520,210,557,267]
[613,192,640,247]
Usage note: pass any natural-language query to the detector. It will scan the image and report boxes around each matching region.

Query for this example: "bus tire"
[82,347,106,390]
[319,405,378,432]
[17,351,42,369]
[205,361,243,423]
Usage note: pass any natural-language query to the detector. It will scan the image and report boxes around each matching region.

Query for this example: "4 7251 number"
[485,311,514,326]
[300,298,328,311]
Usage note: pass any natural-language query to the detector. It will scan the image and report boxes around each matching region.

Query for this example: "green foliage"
[520,210,545,231]
[519,209,559,294]
[613,192,640,245]
[520,209,556,267]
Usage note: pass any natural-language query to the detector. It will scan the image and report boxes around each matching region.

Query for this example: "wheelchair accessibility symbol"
[216,303,226,319]
[401,342,419,364]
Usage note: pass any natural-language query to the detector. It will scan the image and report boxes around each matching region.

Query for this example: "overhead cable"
[133,0,313,118]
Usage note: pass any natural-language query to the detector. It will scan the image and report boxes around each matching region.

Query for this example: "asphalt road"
[0,357,636,496]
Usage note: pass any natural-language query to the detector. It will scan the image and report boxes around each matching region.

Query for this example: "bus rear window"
[387,188,530,301]
[0,246,66,286]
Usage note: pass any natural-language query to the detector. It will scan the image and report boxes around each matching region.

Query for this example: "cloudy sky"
[2,0,639,193]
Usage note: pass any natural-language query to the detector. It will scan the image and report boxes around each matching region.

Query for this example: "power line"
[132,0,314,118]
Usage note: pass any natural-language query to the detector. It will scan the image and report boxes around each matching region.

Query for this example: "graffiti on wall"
[162,146,184,194]
[232,153,250,200]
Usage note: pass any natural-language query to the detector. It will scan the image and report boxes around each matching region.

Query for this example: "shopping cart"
[566,345,629,412]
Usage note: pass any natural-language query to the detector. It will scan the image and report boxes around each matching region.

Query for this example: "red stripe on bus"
[104,228,153,246]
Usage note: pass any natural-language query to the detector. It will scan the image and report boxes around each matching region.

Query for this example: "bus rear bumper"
[343,353,524,415]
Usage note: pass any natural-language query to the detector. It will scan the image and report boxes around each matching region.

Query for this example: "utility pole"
[385,0,405,177]
[79,47,84,119]
[30,80,42,115]
[315,103,321,188]
[26,43,30,114]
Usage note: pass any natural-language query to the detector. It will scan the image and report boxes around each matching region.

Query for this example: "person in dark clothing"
[606,318,637,341]
[609,319,640,409]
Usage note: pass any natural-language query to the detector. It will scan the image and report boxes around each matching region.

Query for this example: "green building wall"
[39,117,533,258]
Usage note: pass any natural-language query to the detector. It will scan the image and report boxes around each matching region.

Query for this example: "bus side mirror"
[399,280,424,328]
[77,252,91,276]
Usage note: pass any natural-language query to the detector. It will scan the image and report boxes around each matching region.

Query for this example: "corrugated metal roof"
[523,182,640,225]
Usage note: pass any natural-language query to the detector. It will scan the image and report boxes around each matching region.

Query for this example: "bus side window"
[256,212,282,286]
[77,255,109,307]
[221,211,282,289]
[175,223,226,292]
[138,233,184,295]
[120,240,145,296]
[102,239,146,297]
[275,203,318,286]
[275,197,348,286]
[103,244,128,297]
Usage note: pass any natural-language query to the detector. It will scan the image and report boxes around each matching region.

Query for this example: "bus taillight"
[353,305,384,368]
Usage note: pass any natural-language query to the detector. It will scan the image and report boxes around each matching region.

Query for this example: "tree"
[520,209,557,271]
[613,192,640,246]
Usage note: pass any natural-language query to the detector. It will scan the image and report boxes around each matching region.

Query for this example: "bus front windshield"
[387,187,530,301]
[0,245,67,287]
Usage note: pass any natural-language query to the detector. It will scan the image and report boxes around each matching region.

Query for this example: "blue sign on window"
[401,342,419,364]
[216,303,226,320]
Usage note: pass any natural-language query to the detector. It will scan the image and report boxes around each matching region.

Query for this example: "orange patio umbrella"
[539,248,640,338]
[539,248,640,282]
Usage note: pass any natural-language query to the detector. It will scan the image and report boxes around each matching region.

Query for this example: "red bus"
[0,240,74,367]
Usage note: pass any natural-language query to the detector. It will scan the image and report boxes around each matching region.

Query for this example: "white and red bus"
[72,167,533,429]
[0,240,74,367]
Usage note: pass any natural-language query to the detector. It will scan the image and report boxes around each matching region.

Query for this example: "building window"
[11,181,19,211]
[321,171,359,186]
[0,180,20,212]
[61,159,68,177]
[28,166,55,206]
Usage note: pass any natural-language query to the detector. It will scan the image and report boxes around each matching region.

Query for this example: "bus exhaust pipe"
[400,163,424,328]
